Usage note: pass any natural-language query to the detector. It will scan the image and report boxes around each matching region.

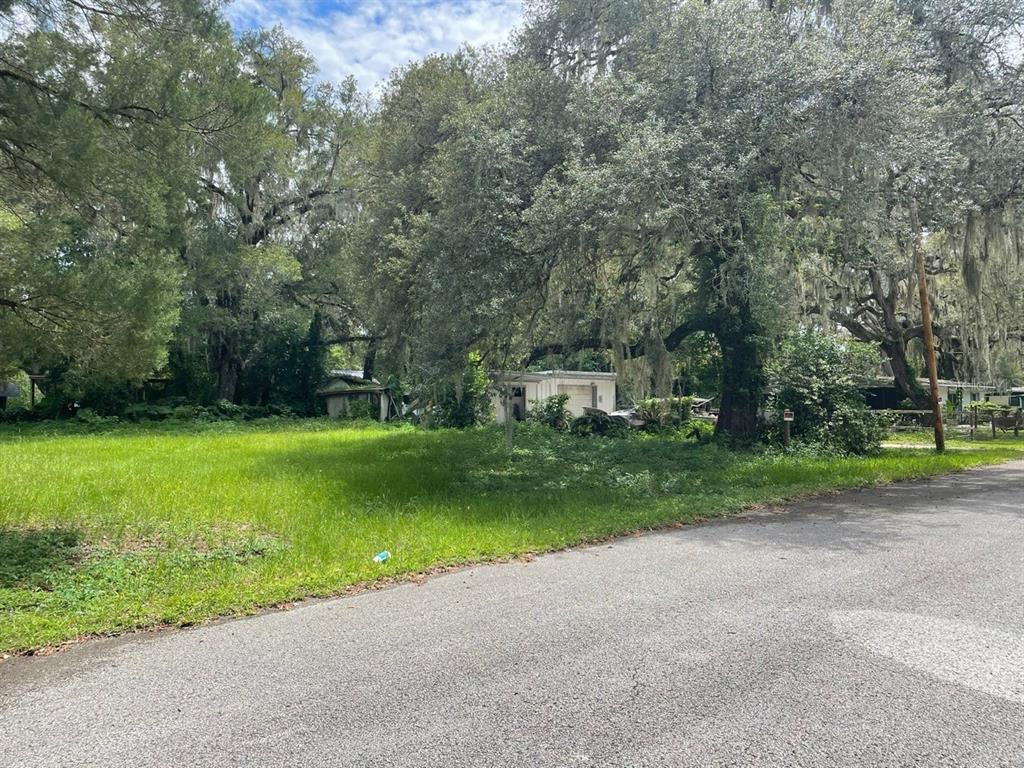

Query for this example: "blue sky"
[226,0,524,89]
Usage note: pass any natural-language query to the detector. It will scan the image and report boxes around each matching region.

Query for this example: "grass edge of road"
[2,422,1023,658]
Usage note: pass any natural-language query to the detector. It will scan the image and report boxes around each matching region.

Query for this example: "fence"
[889,408,1022,437]
[965,408,1022,438]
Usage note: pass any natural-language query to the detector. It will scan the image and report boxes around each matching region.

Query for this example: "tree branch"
[526,317,706,364]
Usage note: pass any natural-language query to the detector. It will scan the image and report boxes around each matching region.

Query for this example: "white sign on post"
[783,410,794,422]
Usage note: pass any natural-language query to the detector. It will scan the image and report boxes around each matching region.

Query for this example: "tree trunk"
[714,328,764,441]
[691,237,766,442]
[829,266,930,408]
[215,342,240,403]
[210,288,243,403]
[363,337,378,381]
[883,339,926,407]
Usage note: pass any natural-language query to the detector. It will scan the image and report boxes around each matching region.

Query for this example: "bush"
[343,399,377,421]
[527,394,572,430]
[171,405,198,420]
[767,330,886,455]
[570,411,629,438]
[635,396,693,432]
[119,400,299,423]
[0,403,55,423]
[685,419,716,443]
[123,404,175,422]
[815,402,892,456]
[266,403,298,419]
[0,394,302,425]
[73,408,120,428]
[209,399,244,420]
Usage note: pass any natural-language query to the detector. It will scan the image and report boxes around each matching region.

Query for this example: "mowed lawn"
[1,420,1022,655]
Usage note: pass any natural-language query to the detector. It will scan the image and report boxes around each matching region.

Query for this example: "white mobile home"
[989,387,1024,409]
[490,370,618,423]
[930,379,997,407]
[866,376,997,411]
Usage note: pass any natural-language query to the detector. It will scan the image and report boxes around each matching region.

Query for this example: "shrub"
[816,402,893,456]
[206,402,284,421]
[73,408,120,428]
[266,404,298,419]
[570,411,629,438]
[123,404,175,422]
[685,419,716,443]
[635,396,693,432]
[767,330,886,455]
[344,399,377,421]
[1,395,302,425]
[527,394,572,430]
[171,405,198,421]
[210,399,244,420]
[123,400,296,423]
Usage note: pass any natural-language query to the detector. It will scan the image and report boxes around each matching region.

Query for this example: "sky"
[226,0,524,90]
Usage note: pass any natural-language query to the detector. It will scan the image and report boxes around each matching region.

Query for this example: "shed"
[490,370,618,423]
[317,370,395,421]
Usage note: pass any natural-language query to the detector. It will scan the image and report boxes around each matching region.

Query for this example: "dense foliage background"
[2,0,1022,440]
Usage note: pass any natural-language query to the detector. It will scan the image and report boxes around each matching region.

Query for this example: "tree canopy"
[1,0,1021,434]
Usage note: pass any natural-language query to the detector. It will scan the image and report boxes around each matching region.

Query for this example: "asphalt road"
[2,461,1023,768]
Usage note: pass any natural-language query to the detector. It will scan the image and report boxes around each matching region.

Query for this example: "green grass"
[1,419,1022,655]
[886,427,1024,447]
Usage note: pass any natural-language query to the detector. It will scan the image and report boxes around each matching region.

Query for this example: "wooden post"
[992,412,997,438]
[910,198,945,453]
[783,420,790,447]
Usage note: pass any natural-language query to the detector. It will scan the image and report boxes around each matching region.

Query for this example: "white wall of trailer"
[492,372,617,424]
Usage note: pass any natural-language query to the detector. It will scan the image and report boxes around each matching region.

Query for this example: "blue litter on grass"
[373,550,391,563]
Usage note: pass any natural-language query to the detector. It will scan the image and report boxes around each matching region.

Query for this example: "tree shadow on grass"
[251,426,740,530]
[250,427,1015,557]
[253,428,569,523]
[0,528,81,589]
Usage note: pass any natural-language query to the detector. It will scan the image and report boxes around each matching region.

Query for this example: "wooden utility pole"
[909,197,945,453]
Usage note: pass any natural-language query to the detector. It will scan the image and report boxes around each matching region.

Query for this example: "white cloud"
[226,0,524,90]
